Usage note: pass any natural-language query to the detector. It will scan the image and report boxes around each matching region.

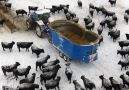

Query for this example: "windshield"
[38,13,50,21]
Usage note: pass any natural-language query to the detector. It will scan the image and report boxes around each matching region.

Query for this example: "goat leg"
[57,85,60,90]
[125,66,126,70]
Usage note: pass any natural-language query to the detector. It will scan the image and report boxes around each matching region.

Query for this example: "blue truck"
[26,11,99,63]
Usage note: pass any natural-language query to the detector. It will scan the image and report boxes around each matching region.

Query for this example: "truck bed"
[50,20,99,45]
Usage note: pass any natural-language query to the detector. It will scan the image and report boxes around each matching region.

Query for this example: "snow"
[0,0,129,90]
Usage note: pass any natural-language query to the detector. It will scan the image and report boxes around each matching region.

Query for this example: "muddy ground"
[0,2,28,33]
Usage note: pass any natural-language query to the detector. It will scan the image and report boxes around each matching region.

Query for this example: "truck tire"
[26,20,32,30]
[36,25,43,38]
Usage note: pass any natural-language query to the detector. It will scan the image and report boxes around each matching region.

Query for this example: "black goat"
[112,14,117,22]
[105,11,115,17]
[120,74,129,88]
[109,77,121,90]
[2,86,17,90]
[16,9,27,16]
[72,17,79,23]
[81,75,96,90]
[118,60,129,70]
[109,0,117,6]
[45,76,61,90]
[28,6,38,13]
[36,55,50,71]
[52,5,62,13]
[20,73,36,84]
[85,22,95,30]
[63,7,68,14]
[118,40,129,50]
[89,8,94,17]
[97,26,103,35]
[89,3,94,10]
[117,50,129,58]
[68,11,76,19]
[66,13,71,20]
[100,19,107,28]
[77,0,82,8]
[108,29,120,42]
[84,16,92,25]
[17,83,39,90]
[1,62,20,76]
[94,6,103,14]
[125,9,129,15]
[107,20,116,30]
[99,74,112,90]
[73,80,85,90]
[1,41,15,52]
[98,35,103,45]
[5,3,12,9]
[41,64,61,73]
[126,71,129,76]
[40,64,61,84]
[124,13,129,23]
[31,45,44,58]
[13,66,31,80]
[42,59,60,68]
[65,63,73,84]
[17,42,33,52]
[125,34,129,40]
[0,19,6,26]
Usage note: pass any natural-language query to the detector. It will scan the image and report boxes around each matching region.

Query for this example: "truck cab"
[26,9,51,38]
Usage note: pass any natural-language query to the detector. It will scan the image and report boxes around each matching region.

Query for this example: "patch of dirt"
[0,2,28,32]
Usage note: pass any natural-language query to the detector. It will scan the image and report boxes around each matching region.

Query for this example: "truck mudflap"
[88,52,98,63]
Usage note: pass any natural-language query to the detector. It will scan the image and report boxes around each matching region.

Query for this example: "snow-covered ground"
[0,0,129,90]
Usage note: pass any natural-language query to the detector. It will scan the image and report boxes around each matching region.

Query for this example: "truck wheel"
[63,55,67,61]
[26,20,31,30]
[36,25,43,38]
[59,52,63,58]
